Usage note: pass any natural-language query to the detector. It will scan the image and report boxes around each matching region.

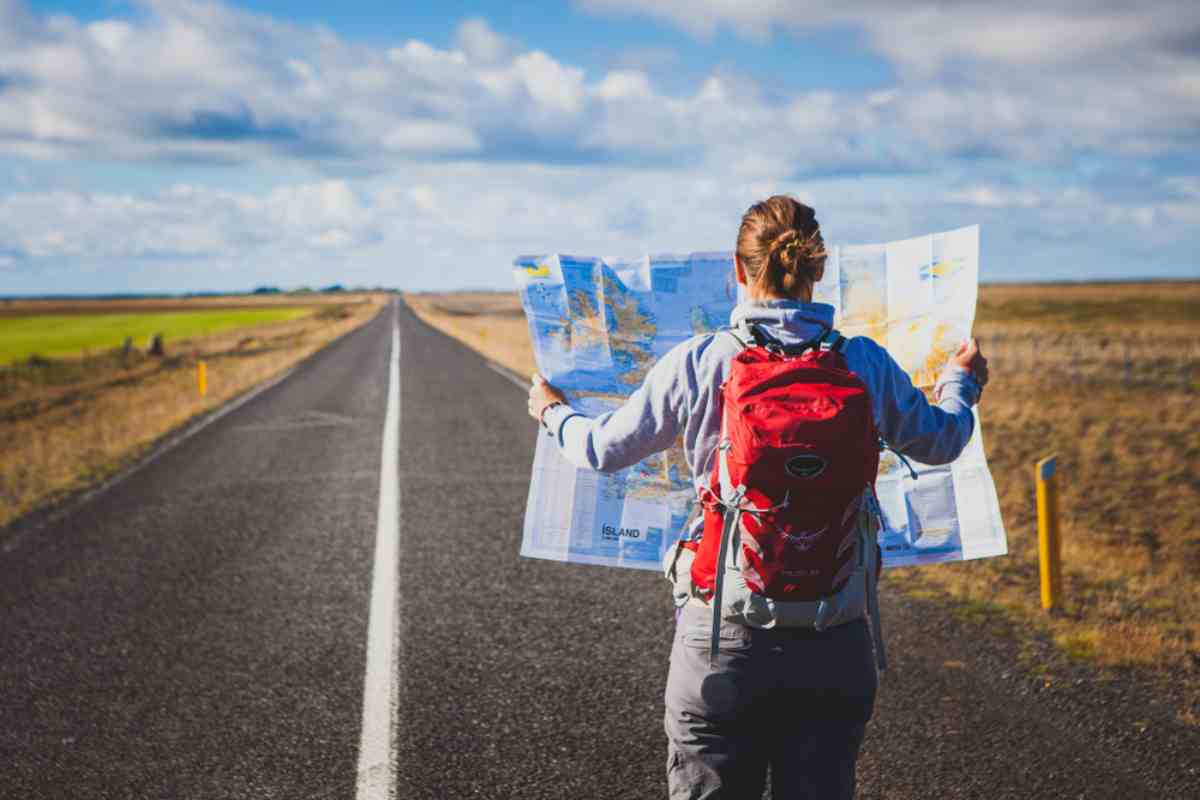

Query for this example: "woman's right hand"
[952,338,989,396]
[528,374,568,423]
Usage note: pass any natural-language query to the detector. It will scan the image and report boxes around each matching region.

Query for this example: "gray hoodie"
[542,298,981,487]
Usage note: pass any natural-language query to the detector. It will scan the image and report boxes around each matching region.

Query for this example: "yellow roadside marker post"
[198,360,208,399]
[1036,455,1062,610]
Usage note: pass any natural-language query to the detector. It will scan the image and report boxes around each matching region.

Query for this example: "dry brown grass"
[407,285,1200,692]
[405,292,535,380]
[980,279,1199,305]
[1,295,387,528]
[917,286,1200,711]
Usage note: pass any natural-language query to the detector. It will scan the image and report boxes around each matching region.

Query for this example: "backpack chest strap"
[726,321,843,356]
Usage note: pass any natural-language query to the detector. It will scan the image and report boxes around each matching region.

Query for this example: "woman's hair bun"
[736,195,826,297]
[768,227,822,280]
[769,228,802,273]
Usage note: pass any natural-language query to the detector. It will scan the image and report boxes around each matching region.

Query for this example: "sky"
[1,0,1198,294]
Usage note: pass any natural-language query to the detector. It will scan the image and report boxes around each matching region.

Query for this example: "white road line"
[486,360,528,390]
[355,302,402,799]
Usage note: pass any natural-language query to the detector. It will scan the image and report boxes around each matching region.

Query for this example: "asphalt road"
[2,299,1196,799]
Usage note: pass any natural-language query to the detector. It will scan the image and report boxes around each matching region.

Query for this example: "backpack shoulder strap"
[724,322,839,355]
[722,320,756,350]
[819,329,846,353]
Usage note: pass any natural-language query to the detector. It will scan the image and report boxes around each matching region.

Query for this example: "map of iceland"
[516,227,1007,571]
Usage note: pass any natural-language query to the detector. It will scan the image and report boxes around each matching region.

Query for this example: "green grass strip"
[0,308,313,364]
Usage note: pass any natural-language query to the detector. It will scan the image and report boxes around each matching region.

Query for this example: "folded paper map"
[515,226,1007,571]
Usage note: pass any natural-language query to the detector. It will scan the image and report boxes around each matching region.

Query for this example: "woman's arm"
[527,344,691,472]
[859,337,988,466]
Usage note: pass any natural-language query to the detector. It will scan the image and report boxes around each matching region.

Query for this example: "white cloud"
[309,228,353,249]
[593,69,654,101]
[0,179,378,265]
[86,19,133,52]
[1164,176,1200,200]
[0,0,1194,174]
[381,121,481,154]
[579,1,1200,69]
[579,0,1200,158]
[947,186,1042,209]
[455,17,511,64]
[406,185,439,214]
[0,0,1198,291]
[3,164,1197,292]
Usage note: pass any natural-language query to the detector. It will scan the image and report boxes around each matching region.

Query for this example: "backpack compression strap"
[709,400,745,668]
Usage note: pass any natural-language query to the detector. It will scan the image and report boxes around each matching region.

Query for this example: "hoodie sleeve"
[541,339,694,472]
[846,337,980,466]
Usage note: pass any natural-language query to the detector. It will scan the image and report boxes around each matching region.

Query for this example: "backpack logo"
[781,525,829,550]
[785,454,827,479]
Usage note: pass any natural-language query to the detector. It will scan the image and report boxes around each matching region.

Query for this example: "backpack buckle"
[819,330,845,352]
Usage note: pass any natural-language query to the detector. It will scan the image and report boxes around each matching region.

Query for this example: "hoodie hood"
[729,299,835,345]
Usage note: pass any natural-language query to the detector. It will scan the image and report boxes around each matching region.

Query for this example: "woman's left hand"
[528,374,568,423]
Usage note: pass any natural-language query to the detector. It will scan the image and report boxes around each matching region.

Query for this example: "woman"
[527,196,988,799]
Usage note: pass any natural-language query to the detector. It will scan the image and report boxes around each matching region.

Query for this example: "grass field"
[0,308,314,363]
[406,282,1200,720]
[1,294,387,528]
[0,293,356,315]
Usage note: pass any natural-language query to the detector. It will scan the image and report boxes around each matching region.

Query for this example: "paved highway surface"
[2,299,1196,798]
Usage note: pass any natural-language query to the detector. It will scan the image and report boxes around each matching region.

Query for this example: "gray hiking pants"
[664,604,878,799]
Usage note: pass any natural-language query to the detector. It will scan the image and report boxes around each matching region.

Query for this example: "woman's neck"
[745,288,814,303]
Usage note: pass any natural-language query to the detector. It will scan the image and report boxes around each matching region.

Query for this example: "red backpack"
[678,323,887,668]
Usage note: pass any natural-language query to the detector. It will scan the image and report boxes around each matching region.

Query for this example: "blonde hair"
[736,195,826,298]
